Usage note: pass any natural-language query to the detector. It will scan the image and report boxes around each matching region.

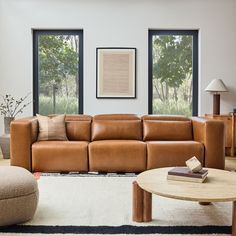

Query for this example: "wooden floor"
[0,152,236,170]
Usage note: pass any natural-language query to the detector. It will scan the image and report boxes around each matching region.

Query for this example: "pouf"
[0,166,39,226]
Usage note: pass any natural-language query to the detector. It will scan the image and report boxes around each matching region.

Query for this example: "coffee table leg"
[232,201,236,236]
[132,181,143,222]
[132,181,152,222]
[143,190,152,222]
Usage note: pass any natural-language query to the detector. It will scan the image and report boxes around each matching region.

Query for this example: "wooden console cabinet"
[205,114,235,157]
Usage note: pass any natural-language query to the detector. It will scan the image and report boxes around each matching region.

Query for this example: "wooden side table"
[205,113,236,157]
[0,134,10,159]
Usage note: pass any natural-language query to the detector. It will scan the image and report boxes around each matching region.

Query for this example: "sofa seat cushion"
[147,141,204,169]
[32,141,89,172]
[89,140,146,172]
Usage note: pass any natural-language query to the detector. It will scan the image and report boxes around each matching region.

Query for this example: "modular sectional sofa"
[10,114,225,172]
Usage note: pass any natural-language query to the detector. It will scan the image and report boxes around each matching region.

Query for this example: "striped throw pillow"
[36,114,68,141]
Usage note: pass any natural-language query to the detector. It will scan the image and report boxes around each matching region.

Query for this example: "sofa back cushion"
[92,114,142,141]
[65,115,92,141]
[93,114,140,120]
[142,115,190,121]
[142,115,193,141]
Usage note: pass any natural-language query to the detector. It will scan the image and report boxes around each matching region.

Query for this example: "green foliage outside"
[39,34,79,115]
[152,35,193,117]
[39,96,77,115]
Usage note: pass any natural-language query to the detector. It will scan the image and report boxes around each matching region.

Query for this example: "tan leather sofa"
[10,114,225,172]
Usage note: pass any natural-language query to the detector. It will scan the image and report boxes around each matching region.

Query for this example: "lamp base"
[213,94,220,115]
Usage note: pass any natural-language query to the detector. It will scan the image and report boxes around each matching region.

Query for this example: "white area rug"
[0,174,232,235]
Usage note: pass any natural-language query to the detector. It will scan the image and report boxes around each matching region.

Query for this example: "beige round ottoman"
[0,166,39,226]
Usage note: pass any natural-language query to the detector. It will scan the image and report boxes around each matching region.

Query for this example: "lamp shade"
[205,79,228,92]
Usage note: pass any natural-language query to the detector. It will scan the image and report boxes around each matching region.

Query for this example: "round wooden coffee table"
[132,167,236,235]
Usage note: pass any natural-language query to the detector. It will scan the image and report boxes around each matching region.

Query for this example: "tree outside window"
[149,30,198,116]
[33,30,83,115]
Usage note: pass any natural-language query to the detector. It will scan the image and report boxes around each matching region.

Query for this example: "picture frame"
[96,47,136,98]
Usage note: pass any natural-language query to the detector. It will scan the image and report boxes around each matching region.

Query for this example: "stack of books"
[167,167,208,183]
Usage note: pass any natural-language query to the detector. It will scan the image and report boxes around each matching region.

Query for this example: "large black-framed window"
[33,29,83,115]
[148,30,198,116]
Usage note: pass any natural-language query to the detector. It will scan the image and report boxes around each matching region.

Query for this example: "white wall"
[0,0,236,133]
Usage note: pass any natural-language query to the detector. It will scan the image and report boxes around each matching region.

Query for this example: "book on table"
[167,167,208,183]
[167,174,207,183]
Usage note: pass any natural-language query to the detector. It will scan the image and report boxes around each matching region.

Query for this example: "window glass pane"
[38,34,80,115]
[152,34,195,116]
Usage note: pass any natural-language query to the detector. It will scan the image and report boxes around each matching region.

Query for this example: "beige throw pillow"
[36,114,68,141]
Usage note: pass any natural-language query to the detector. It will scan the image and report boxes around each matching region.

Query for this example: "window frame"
[148,30,198,116]
[33,29,84,115]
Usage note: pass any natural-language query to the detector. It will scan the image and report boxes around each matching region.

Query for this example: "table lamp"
[205,79,228,115]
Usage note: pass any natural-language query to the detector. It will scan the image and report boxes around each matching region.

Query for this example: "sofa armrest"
[191,117,225,169]
[10,117,38,171]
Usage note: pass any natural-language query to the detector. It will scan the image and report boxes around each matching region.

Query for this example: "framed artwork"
[96,47,136,98]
